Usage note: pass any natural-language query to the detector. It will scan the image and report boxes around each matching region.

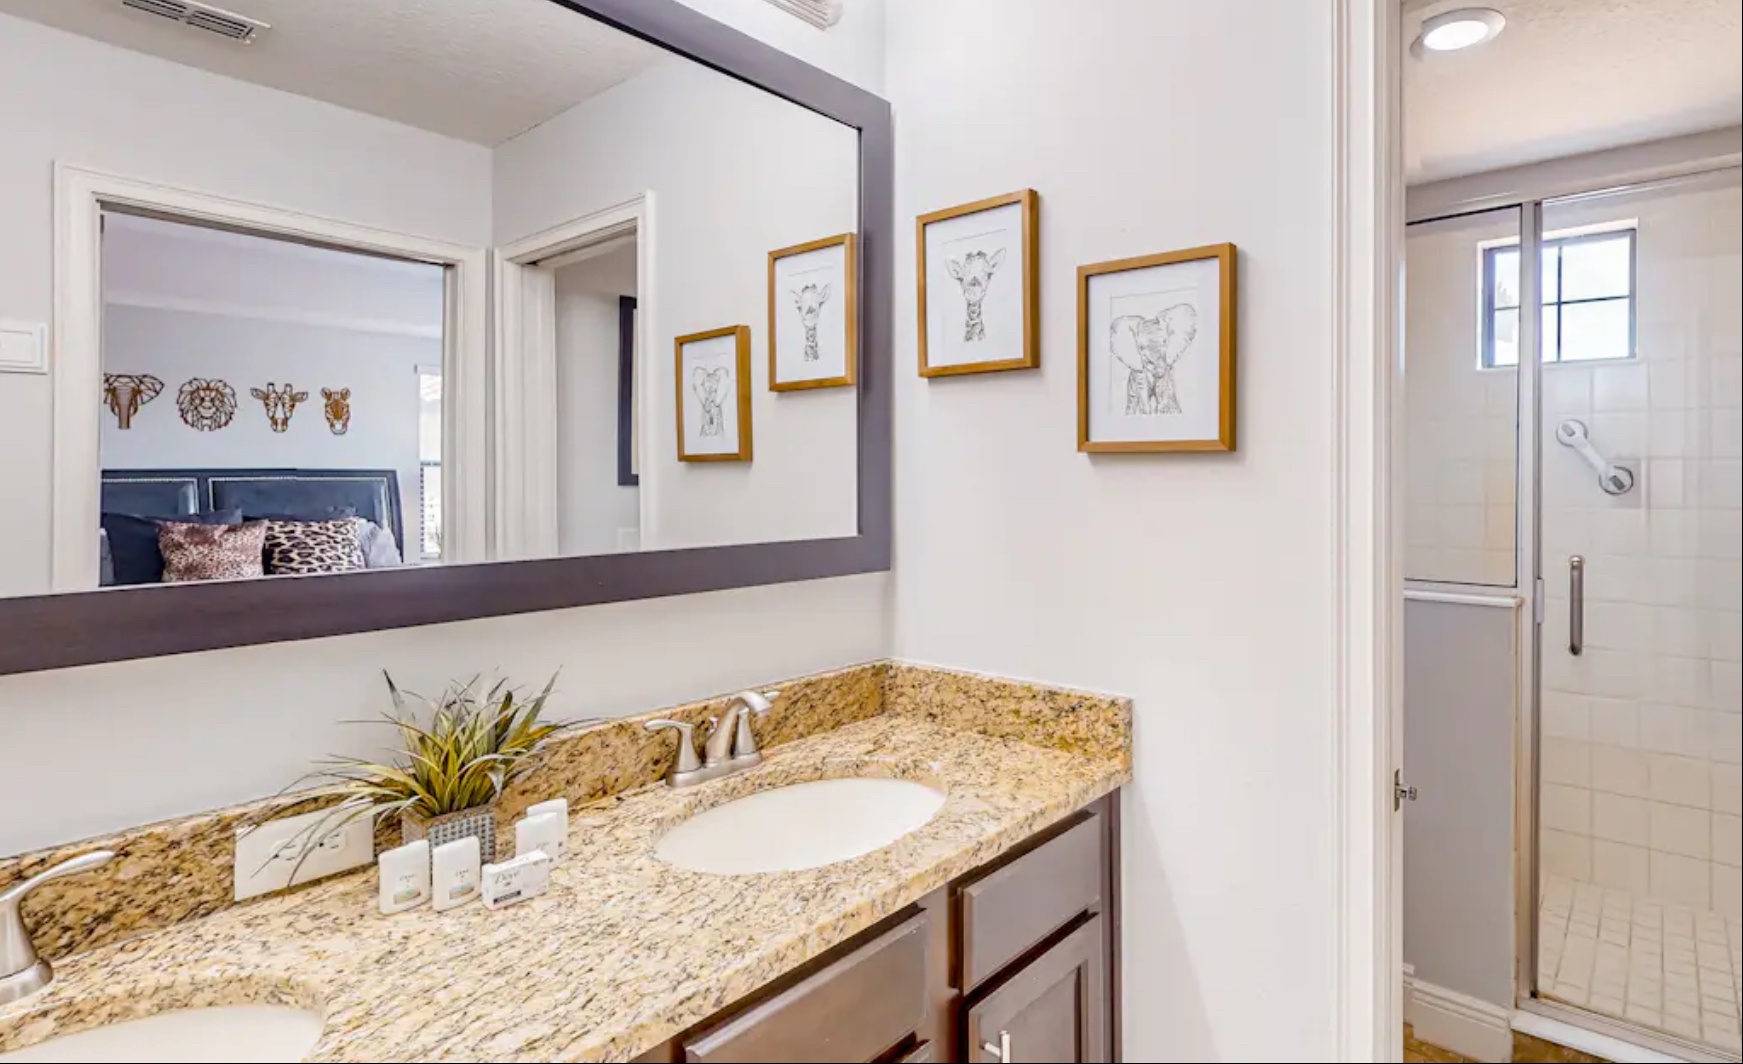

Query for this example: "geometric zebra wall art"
[768,232,856,391]
[1077,242,1238,453]
[918,189,1039,378]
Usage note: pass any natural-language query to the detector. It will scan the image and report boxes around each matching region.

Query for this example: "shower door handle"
[1569,555,1585,657]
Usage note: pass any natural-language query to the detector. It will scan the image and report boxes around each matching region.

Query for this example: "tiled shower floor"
[1538,875,1743,1054]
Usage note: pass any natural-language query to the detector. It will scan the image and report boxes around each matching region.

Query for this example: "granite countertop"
[0,713,1128,1063]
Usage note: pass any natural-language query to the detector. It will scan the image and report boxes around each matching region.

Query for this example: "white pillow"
[359,521,404,568]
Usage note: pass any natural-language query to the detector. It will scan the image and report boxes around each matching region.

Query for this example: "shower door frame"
[1408,129,1743,1061]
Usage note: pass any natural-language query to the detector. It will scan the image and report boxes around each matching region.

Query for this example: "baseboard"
[1405,968,1514,1063]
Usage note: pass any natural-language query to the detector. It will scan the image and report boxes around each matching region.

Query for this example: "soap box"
[481,850,552,910]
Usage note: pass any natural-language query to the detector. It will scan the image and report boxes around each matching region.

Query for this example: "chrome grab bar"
[1569,555,1585,657]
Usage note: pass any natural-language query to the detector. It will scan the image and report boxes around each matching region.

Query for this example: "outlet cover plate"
[234,807,374,901]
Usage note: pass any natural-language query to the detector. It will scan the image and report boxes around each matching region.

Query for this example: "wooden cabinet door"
[964,917,1106,1064]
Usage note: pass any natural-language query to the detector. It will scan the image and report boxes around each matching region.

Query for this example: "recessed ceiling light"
[1416,7,1506,53]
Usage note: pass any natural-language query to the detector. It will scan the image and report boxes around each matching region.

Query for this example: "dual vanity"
[0,663,1130,1062]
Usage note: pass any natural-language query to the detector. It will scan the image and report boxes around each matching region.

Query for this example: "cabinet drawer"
[684,909,931,1063]
[958,812,1102,991]
[894,1042,936,1062]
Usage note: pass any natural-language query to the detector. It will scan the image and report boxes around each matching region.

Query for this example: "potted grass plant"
[301,672,571,861]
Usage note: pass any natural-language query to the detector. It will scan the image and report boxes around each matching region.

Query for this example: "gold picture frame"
[675,325,754,463]
[917,189,1039,377]
[768,232,858,391]
[1077,242,1237,453]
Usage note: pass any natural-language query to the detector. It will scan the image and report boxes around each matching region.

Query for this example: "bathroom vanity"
[633,795,1119,1064]
[0,664,1130,1063]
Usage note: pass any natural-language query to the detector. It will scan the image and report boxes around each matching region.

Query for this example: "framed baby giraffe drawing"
[917,189,1039,377]
[769,232,857,390]
[1078,243,1237,453]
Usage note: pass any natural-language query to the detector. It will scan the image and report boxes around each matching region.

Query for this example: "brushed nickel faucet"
[1,850,115,1006]
[645,690,780,788]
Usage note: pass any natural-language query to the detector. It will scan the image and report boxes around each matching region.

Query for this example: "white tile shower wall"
[1536,179,1743,920]
[1405,209,1522,587]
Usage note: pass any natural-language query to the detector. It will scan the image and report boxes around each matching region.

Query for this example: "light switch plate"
[234,807,375,901]
[0,320,47,375]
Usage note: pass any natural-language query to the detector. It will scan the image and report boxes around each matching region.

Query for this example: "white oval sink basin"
[656,777,946,875]
[0,1005,323,1064]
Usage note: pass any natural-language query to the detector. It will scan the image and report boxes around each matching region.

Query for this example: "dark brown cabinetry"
[632,793,1120,1063]
[965,916,1105,1063]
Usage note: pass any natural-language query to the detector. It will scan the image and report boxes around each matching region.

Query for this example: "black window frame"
[1481,227,1638,368]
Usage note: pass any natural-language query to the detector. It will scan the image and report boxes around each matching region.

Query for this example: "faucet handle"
[0,850,115,908]
[2,850,115,1007]
[644,719,702,774]
[737,689,780,714]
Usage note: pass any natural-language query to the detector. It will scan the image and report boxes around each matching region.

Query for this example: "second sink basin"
[0,1005,323,1063]
[655,777,946,875]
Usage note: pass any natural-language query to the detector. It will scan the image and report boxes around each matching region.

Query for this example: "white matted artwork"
[917,190,1038,376]
[1078,243,1237,452]
[769,232,856,391]
[675,325,753,462]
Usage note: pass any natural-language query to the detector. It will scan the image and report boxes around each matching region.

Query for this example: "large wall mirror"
[0,0,891,674]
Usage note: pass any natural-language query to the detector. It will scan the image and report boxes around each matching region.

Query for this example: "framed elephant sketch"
[676,325,753,462]
[1078,243,1237,453]
[917,189,1038,377]
[769,232,857,391]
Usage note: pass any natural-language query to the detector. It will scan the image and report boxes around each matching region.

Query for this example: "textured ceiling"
[1404,0,1742,183]
[0,0,667,145]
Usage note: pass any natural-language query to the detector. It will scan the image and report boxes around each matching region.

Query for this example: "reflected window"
[1483,226,1636,367]
[417,366,442,561]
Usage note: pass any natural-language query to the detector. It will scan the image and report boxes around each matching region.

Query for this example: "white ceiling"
[1404,0,1742,183]
[0,0,668,146]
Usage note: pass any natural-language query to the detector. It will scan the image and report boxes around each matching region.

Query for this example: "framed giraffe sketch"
[675,325,754,463]
[768,232,857,391]
[1078,243,1238,453]
[917,189,1039,378]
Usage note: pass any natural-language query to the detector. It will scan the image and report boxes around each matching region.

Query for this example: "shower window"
[1483,226,1637,367]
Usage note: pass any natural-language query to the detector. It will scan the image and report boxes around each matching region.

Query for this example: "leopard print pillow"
[158,520,268,583]
[263,518,367,576]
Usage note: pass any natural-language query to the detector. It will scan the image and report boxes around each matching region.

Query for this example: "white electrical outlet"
[234,807,375,901]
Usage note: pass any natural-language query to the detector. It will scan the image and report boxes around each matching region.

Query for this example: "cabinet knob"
[981,1030,1011,1061]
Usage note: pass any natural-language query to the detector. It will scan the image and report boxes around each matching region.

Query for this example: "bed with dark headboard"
[101,468,404,549]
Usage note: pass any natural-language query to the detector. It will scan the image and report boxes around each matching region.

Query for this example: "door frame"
[1331,0,1406,1058]
[51,162,490,584]
[490,192,655,559]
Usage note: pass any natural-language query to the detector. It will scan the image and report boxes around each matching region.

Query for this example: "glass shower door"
[1533,169,1742,1055]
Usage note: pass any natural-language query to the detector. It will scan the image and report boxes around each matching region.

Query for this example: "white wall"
[0,11,492,597]
[885,1,1337,1058]
[494,55,860,551]
[555,246,641,555]
[0,0,891,854]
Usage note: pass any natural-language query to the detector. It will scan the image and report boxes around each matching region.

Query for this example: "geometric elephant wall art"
[101,372,164,429]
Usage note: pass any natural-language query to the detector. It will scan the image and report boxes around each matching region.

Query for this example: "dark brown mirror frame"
[0,0,892,677]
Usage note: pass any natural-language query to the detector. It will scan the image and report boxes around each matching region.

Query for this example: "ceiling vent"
[120,0,270,43]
